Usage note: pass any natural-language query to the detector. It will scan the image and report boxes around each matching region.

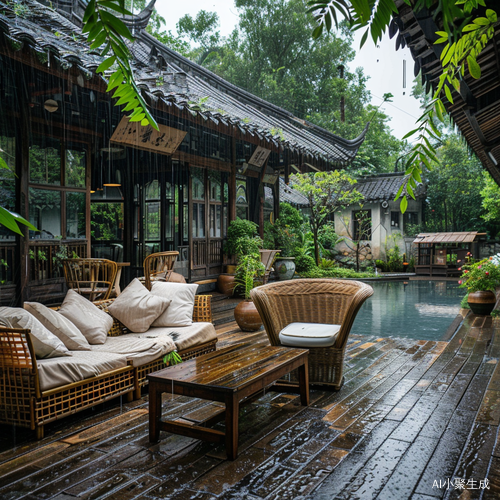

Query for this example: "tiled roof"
[0,0,368,165]
[353,172,425,202]
[413,232,485,244]
[264,178,310,207]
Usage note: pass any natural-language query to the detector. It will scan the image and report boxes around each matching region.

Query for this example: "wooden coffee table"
[148,343,309,460]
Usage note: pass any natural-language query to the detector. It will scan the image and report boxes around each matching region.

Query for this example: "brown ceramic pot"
[234,300,262,331]
[467,290,497,315]
[217,273,236,296]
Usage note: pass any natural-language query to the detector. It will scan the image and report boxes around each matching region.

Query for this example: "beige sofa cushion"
[36,351,128,392]
[0,307,71,359]
[58,290,113,345]
[150,322,217,352]
[24,302,91,351]
[108,278,171,333]
[91,334,176,367]
[150,282,198,327]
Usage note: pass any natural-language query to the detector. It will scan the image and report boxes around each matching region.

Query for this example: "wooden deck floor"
[1,311,500,499]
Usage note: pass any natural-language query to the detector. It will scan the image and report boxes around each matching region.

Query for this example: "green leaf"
[0,207,38,235]
[90,30,108,49]
[359,28,369,48]
[395,184,404,200]
[83,0,96,23]
[444,84,454,104]
[98,0,133,15]
[473,17,490,26]
[467,56,481,79]
[402,127,420,140]
[400,195,408,213]
[96,56,116,73]
[407,183,415,200]
[99,11,135,42]
[463,23,481,32]
[312,25,323,39]
[486,9,497,22]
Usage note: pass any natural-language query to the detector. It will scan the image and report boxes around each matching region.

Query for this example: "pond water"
[351,280,466,341]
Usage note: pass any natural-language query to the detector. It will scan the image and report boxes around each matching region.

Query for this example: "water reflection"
[352,280,465,341]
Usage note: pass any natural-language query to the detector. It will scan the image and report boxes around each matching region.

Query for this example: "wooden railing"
[29,241,88,281]
[192,240,207,268]
[209,239,223,264]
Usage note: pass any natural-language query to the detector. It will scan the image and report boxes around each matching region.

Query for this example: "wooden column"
[229,136,236,222]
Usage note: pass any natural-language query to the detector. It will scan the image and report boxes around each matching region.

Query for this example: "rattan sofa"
[0,295,216,439]
[251,279,373,390]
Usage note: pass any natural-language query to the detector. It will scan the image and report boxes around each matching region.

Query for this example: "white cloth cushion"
[36,350,128,391]
[0,307,71,359]
[107,278,171,333]
[279,322,341,348]
[24,302,91,351]
[58,290,114,345]
[150,282,199,327]
[150,322,217,351]
[91,334,176,367]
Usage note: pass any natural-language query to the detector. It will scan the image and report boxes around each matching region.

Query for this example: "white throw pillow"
[0,307,71,359]
[24,302,91,351]
[58,290,114,345]
[150,282,199,327]
[108,278,171,333]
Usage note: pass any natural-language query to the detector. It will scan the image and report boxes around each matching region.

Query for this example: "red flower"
[486,271,489,275]
[458,280,462,284]
[458,268,461,271]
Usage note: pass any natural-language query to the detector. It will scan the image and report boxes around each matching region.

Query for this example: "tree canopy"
[174,0,405,173]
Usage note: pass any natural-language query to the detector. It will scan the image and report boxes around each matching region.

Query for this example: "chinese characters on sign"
[110,117,187,155]
[432,478,489,490]
[248,146,271,168]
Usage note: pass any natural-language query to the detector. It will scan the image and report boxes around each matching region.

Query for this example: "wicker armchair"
[251,278,373,390]
[62,258,118,302]
[143,251,179,290]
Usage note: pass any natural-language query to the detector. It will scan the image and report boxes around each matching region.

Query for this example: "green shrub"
[300,267,376,279]
[318,258,337,269]
[460,293,470,309]
[295,254,316,273]
[375,259,387,272]
[226,218,259,257]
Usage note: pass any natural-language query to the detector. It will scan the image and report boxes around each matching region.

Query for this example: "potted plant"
[270,218,297,280]
[233,251,265,331]
[459,254,500,315]
[218,219,262,295]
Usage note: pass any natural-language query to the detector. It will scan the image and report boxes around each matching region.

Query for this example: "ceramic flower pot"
[217,273,236,296]
[234,300,262,331]
[274,257,296,281]
[467,290,497,315]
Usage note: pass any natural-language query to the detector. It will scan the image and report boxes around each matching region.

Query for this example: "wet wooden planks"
[0,314,499,499]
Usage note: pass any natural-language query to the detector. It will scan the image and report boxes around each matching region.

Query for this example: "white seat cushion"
[279,322,341,348]
[36,351,128,392]
[91,334,176,367]
[148,322,217,351]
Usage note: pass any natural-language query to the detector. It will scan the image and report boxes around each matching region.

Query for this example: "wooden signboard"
[110,117,187,155]
[248,146,271,167]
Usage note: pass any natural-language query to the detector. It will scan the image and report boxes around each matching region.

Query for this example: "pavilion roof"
[413,232,486,245]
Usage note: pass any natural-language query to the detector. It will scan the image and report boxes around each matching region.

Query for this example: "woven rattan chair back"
[143,251,179,290]
[62,258,118,302]
[251,278,374,389]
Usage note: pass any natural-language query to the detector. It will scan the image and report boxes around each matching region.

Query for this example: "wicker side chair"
[62,258,118,302]
[143,251,180,290]
[251,278,374,390]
